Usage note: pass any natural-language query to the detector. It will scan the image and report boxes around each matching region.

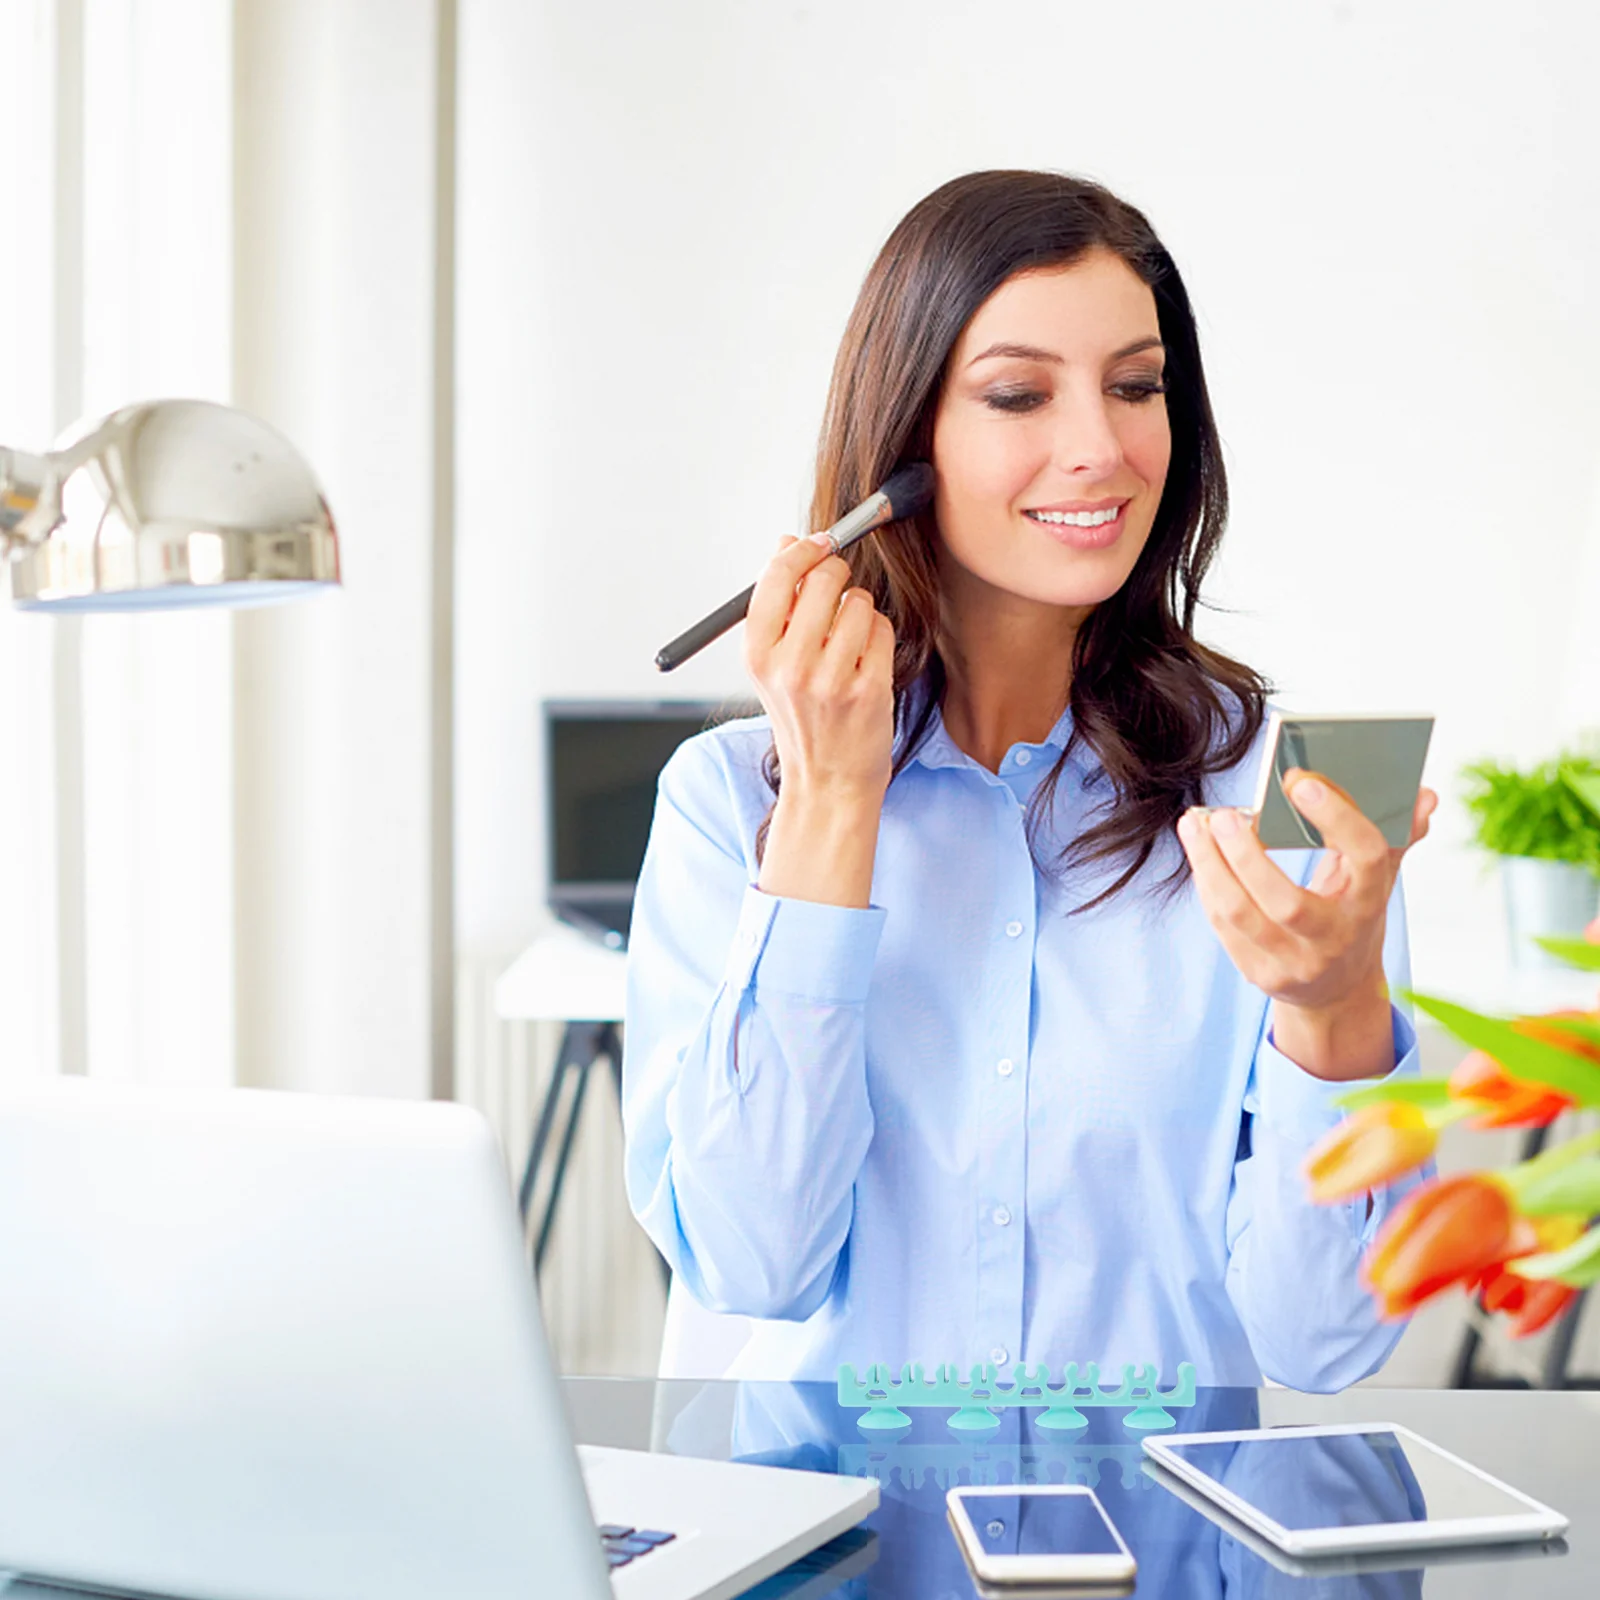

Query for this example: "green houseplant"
[1463,755,1600,968]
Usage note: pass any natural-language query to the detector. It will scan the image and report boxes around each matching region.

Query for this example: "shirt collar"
[900,675,1085,776]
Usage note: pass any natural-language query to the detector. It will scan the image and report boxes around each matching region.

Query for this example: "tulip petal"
[1362,1175,1518,1318]
[1509,1281,1579,1338]
[1304,1103,1437,1203]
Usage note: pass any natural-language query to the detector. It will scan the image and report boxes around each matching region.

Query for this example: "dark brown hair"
[765,169,1267,908]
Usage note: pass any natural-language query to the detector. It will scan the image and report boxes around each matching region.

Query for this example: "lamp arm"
[0,445,60,554]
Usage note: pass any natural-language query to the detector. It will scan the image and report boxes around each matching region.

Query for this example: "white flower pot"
[1500,855,1600,971]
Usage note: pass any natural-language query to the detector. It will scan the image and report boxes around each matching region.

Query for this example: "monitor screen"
[546,702,755,889]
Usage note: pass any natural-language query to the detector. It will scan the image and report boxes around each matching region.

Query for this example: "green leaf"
[1562,768,1600,823]
[1532,936,1600,972]
[1403,992,1600,1104]
[1496,1130,1600,1216]
[1334,1079,1455,1112]
[1508,1157,1600,1217]
[1508,1227,1600,1289]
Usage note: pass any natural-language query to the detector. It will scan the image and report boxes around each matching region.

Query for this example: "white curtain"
[1,0,447,1099]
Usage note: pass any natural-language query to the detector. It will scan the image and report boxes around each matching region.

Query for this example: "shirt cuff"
[1252,1004,1420,1146]
[722,885,886,1003]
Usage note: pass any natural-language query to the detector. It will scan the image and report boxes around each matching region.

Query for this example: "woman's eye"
[982,387,1049,414]
[1110,379,1167,404]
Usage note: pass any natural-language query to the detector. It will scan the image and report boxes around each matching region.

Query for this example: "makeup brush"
[654,461,935,672]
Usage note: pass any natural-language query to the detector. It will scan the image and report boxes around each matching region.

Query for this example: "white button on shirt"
[1014,749,1033,767]
[624,692,1423,1386]
[992,1206,1012,1227]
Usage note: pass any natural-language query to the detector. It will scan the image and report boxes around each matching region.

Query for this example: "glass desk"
[565,1378,1599,1599]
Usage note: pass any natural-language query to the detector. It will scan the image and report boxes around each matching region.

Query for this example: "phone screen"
[963,1491,1122,1555]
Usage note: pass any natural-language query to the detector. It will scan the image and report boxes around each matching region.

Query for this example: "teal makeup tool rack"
[838,1361,1196,1433]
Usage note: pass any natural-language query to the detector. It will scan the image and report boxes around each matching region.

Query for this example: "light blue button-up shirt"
[623,696,1420,1391]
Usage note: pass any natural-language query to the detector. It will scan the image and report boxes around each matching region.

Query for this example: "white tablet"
[1142,1423,1568,1558]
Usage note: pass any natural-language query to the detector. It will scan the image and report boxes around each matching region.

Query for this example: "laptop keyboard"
[598,1523,677,1570]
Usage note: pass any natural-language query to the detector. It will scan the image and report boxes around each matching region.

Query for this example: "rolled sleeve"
[1252,1004,1420,1146]
[726,886,887,1002]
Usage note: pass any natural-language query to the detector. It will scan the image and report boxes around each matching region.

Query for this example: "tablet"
[1140,1459,1569,1578]
[1142,1423,1567,1558]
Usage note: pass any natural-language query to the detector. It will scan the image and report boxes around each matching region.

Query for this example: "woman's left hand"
[1177,771,1439,1082]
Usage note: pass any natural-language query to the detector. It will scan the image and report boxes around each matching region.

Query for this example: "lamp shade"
[3,399,339,613]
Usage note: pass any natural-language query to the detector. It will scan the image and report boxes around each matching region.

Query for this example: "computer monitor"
[544,700,758,945]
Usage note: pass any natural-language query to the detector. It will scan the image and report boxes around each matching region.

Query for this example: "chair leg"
[1542,1286,1589,1390]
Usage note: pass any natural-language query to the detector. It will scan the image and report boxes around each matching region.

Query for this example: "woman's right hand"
[746,535,896,907]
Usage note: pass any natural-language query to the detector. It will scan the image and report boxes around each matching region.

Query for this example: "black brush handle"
[655,584,756,673]
[654,462,933,674]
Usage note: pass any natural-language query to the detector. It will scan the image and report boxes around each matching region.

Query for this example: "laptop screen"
[545,701,757,932]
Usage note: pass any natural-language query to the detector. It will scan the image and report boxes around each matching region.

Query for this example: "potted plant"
[1463,754,1600,969]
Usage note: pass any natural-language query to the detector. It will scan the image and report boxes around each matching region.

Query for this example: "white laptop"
[0,1076,876,1600]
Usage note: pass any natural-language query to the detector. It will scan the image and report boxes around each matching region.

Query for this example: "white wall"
[458,0,1600,999]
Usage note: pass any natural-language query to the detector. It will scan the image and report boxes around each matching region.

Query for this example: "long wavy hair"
[762,170,1267,909]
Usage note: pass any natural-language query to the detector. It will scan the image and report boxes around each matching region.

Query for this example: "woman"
[623,171,1437,1390]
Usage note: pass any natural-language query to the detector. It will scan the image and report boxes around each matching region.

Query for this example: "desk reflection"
[662,1381,1424,1600]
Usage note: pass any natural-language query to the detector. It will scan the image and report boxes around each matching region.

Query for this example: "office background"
[2,0,1598,1381]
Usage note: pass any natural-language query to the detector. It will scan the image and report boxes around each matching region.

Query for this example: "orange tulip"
[1448,1049,1576,1129]
[1361,1174,1538,1319]
[1303,1102,1438,1203]
[1474,1266,1580,1338]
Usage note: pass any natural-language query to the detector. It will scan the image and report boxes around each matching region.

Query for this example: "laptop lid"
[0,1075,612,1600]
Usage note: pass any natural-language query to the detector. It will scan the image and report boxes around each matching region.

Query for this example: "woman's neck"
[936,564,1090,773]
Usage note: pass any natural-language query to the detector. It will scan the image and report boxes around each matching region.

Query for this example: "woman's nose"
[1053,393,1124,479]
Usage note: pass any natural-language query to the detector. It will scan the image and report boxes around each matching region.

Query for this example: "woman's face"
[930,249,1172,613]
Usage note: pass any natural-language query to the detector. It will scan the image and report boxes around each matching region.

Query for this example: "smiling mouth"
[1023,504,1126,528]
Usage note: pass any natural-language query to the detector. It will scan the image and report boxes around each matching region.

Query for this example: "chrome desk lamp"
[0,399,339,612]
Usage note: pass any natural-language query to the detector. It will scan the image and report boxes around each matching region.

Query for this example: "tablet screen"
[1163,1431,1532,1530]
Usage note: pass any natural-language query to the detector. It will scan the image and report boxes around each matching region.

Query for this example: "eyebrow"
[965,335,1165,368]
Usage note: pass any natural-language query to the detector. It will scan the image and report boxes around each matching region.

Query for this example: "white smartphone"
[1249,710,1434,850]
[945,1484,1136,1587]
[1141,1422,1568,1559]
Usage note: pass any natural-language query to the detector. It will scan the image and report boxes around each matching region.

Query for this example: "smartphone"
[1249,711,1433,850]
[946,1484,1136,1588]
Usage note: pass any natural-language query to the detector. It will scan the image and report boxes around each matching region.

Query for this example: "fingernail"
[1211,808,1241,839]
[1291,777,1326,807]
[1180,807,1210,837]
[809,530,836,547]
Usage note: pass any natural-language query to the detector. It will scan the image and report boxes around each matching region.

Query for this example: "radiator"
[455,951,666,1375]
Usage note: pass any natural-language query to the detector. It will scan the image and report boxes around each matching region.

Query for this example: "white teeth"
[1028,507,1121,527]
